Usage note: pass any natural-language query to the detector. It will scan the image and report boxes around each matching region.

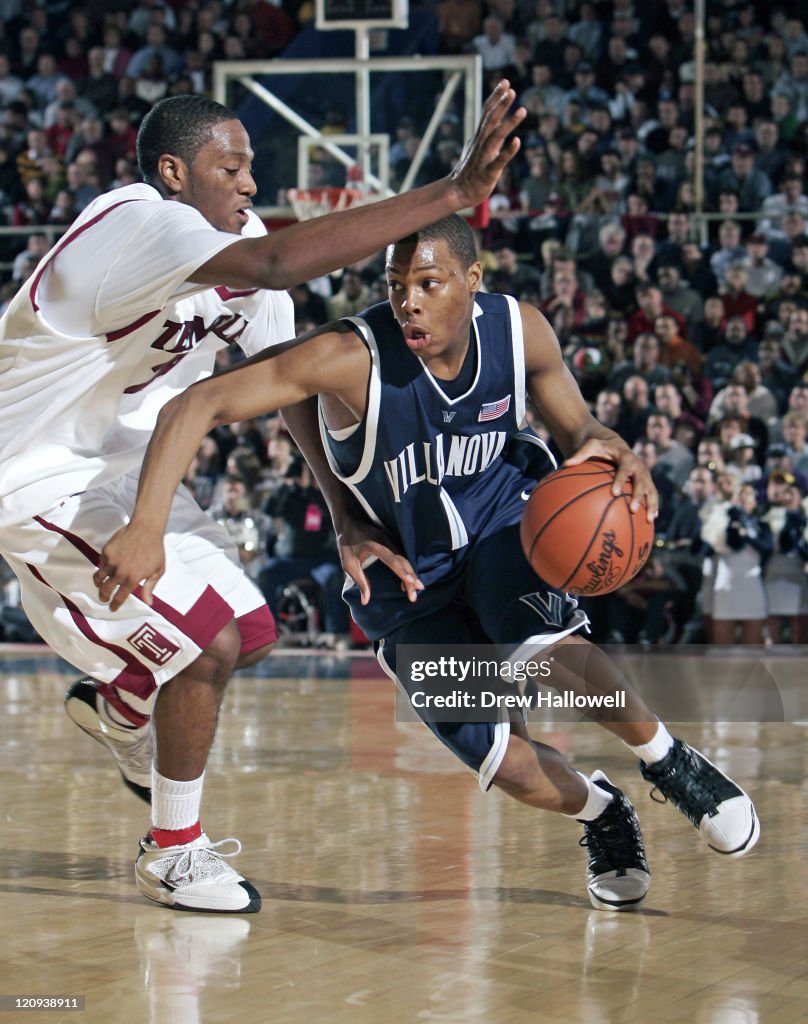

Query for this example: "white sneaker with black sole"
[579,771,651,912]
[640,739,760,858]
[64,678,152,802]
[136,833,262,914]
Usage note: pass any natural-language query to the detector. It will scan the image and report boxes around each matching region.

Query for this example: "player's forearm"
[130,392,220,535]
[256,179,464,291]
[558,418,627,460]
[192,179,467,291]
[194,81,524,291]
[281,398,357,531]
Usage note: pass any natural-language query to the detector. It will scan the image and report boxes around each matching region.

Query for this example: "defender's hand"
[93,525,165,612]
[449,80,526,209]
[337,520,424,606]
[565,440,658,523]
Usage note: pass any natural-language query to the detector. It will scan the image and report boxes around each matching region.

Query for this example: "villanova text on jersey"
[383,428,509,502]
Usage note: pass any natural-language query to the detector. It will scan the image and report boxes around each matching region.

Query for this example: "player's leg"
[499,718,649,912]
[0,486,264,912]
[539,633,760,855]
[164,481,278,667]
[64,653,285,797]
[377,608,649,911]
[492,721,586,812]
[64,677,154,801]
[136,618,261,914]
[468,524,760,859]
[64,480,277,799]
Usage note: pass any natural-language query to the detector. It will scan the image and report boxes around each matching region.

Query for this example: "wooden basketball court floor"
[1,645,807,1024]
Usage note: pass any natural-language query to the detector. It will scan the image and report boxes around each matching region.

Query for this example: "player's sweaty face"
[386,239,480,357]
[186,120,257,234]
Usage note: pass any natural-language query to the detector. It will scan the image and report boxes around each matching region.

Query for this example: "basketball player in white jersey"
[0,86,526,913]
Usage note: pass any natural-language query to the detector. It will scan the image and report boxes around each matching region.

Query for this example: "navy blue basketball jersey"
[320,292,556,637]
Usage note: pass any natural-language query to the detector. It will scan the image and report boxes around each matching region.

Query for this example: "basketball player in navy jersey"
[93,215,760,911]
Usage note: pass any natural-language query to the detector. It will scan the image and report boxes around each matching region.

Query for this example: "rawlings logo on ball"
[520,460,654,596]
[578,530,625,595]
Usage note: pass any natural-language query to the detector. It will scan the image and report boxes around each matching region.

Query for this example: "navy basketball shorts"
[376,524,588,791]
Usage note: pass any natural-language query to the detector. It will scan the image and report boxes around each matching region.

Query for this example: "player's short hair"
[390,213,478,270]
[137,95,239,183]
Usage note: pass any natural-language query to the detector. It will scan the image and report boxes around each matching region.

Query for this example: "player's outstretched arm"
[191,81,525,292]
[94,328,368,611]
[282,399,424,604]
[519,303,658,523]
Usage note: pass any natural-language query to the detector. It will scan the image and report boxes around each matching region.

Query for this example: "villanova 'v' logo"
[442,410,457,423]
[519,591,574,628]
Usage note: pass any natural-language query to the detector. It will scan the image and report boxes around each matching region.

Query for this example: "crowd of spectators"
[2,1,808,647]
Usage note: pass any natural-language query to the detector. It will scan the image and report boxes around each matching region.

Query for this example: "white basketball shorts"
[0,472,276,700]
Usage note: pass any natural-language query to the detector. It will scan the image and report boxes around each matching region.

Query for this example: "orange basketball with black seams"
[519,459,654,596]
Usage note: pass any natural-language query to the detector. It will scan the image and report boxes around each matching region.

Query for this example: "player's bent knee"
[235,642,275,670]
[193,619,242,685]
[493,735,541,796]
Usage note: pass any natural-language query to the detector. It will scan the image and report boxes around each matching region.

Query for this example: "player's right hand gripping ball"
[520,459,654,596]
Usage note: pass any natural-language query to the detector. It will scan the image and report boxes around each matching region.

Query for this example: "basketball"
[520,459,654,596]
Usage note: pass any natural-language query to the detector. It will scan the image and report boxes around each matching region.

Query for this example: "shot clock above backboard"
[315,0,409,31]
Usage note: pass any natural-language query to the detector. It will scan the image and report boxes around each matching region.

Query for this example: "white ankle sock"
[151,769,205,831]
[627,722,675,765]
[567,772,614,821]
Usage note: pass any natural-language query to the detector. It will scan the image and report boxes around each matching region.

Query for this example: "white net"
[286,187,367,221]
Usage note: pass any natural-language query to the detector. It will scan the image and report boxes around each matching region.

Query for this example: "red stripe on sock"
[150,822,203,848]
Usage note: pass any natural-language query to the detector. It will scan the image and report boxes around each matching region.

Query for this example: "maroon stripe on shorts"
[26,563,158,699]
[33,514,100,566]
[148,587,234,653]
[237,604,278,653]
[33,514,235,651]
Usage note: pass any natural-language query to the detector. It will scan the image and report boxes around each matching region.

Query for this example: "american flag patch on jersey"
[478,395,511,422]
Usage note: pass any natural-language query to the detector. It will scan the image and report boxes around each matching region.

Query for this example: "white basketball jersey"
[0,183,295,526]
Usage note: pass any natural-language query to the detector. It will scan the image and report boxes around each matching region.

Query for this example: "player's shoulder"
[514,299,563,371]
[475,291,543,333]
[473,290,550,339]
[76,182,159,221]
[77,183,212,232]
[515,298,554,338]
